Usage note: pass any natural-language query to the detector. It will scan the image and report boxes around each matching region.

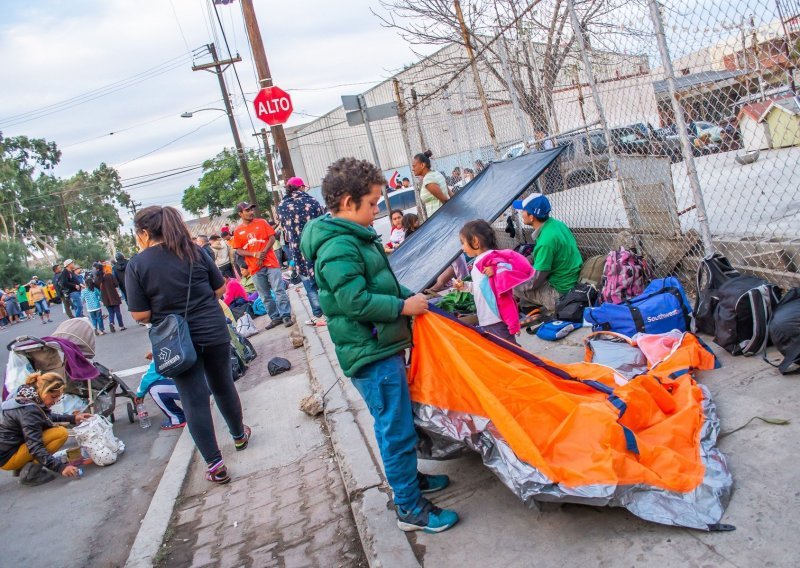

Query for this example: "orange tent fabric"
[408,311,718,492]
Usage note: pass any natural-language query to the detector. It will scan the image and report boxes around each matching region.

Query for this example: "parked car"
[551,130,611,190]
[373,188,419,242]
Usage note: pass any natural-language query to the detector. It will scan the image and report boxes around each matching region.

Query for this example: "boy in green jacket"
[301,158,458,533]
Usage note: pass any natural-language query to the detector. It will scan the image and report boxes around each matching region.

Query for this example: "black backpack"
[767,288,800,374]
[694,253,740,335]
[713,275,780,356]
[555,283,598,322]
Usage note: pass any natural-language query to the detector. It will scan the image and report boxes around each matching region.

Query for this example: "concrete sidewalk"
[127,303,365,568]
[296,291,800,568]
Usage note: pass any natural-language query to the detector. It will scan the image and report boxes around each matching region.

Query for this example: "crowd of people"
[0,152,584,535]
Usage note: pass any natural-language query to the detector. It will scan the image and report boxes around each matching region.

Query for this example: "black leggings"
[171,342,244,465]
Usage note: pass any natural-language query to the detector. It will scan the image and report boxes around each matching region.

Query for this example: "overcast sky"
[0,0,436,223]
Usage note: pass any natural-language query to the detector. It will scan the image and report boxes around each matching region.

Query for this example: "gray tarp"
[389,147,565,292]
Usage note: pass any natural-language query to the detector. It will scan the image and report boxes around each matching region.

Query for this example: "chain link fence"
[287,0,800,287]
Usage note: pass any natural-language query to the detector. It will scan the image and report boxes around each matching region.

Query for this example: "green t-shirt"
[531,217,583,294]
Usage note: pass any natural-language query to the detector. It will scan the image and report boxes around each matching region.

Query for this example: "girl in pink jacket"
[454,220,533,344]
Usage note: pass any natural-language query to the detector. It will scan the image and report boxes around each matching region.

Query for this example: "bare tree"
[374,0,628,135]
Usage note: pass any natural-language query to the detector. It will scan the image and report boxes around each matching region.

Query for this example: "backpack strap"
[627,306,646,334]
[663,286,693,331]
[778,337,800,374]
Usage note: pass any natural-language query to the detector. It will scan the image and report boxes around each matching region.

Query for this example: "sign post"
[342,95,400,212]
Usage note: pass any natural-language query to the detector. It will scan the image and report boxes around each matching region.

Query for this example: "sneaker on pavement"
[283,317,294,328]
[161,420,186,430]
[418,472,450,494]
[264,319,282,330]
[396,497,459,533]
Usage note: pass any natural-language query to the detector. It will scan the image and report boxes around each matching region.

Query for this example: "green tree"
[182,148,271,219]
[57,236,109,269]
[1,132,132,263]
[0,240,34,285]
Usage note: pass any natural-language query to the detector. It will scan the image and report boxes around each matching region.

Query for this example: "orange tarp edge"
[408,312,718,492]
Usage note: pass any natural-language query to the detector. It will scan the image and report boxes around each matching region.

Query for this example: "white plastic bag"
[236,313,258,337]
[4,352,34,400]
[72,415,125,466]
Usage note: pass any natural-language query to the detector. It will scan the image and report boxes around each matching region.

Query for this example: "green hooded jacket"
[300,214,413,377]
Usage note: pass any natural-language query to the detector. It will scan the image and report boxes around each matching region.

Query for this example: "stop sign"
[253,86,293,126]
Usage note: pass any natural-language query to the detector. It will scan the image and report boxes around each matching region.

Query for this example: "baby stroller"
[4,318,138,423]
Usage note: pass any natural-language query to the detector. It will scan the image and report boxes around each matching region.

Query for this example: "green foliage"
[111,232,137,258]
[57,236,109,269]
[0,240,35,285]
[0,133,132,256]
[182,148,271,219]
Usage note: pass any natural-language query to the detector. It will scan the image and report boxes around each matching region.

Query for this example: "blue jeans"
[351,353,421,509]
[302,276,323,318]
[88,309,104,332]
[70,291,83,318]
[107,304,124,327]
[34,299,50,315]
[253,267,292,321]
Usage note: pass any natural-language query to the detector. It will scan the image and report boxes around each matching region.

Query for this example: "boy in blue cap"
[512,194,583,312]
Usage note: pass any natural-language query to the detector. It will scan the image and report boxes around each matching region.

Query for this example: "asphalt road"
[0,303,181,568]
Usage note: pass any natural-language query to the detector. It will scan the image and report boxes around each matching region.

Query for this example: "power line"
[210,0,262,153]
[168,0,193,55]
[0,51,203,129]
[116,113,228,167]
[59,98,225,149]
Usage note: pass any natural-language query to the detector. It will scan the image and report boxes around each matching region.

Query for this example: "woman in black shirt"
[126,206,250,485]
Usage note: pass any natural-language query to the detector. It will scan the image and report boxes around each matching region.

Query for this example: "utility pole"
[253,128,278,193]
[410,88,427,151]
[393,79,426,220]
[750,15,767,101]
[454,0,499,158]
[192,44,259,208]
[240,0,294,180]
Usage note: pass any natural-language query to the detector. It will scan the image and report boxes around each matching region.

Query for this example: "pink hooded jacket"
[475,250,533,334]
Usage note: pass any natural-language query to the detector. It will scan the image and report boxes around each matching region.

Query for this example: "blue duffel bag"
[583,277,693,337]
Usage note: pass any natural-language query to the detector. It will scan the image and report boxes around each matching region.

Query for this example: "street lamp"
[180,105,259,209]
[180,108,227,118]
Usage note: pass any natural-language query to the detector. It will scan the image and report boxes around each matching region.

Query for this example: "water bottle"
[137,402,151,429]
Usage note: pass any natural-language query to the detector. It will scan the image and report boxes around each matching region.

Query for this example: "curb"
[125,427,195,568]
[288,290,420,568]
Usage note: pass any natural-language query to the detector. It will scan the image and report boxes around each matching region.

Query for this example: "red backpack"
[600,247,652,305]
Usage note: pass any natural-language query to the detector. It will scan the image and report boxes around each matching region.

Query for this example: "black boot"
[19,462,56,486]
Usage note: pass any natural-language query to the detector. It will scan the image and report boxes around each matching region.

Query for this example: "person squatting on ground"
[512,194,583,313]
[0,372,92,486]
[230,202,294,330]
[275,176,327,326]
[81,277,106,335]
[454,220,533,345]
[301,157,458,534]
[126,205,250,485]
[135,353,186,430]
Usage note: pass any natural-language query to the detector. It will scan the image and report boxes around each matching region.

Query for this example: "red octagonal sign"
[253,86,293,126]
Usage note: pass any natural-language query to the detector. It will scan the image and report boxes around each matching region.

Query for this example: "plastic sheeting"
[409,308,733,529]
[390,147,565,292]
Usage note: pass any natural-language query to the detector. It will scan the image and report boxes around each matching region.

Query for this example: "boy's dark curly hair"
[322,157,386,213]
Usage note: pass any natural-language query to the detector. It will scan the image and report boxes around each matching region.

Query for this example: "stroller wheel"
[127,402,136,424]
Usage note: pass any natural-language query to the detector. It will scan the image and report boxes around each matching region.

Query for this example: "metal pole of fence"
[393,79,427,221]
[496,29,529,146]
[566,0,622,184]
[457,80,476,166]
[647,0,716,256]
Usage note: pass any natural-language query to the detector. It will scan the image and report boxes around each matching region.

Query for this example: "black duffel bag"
[767,287,800,374]
[555,283,598,323]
